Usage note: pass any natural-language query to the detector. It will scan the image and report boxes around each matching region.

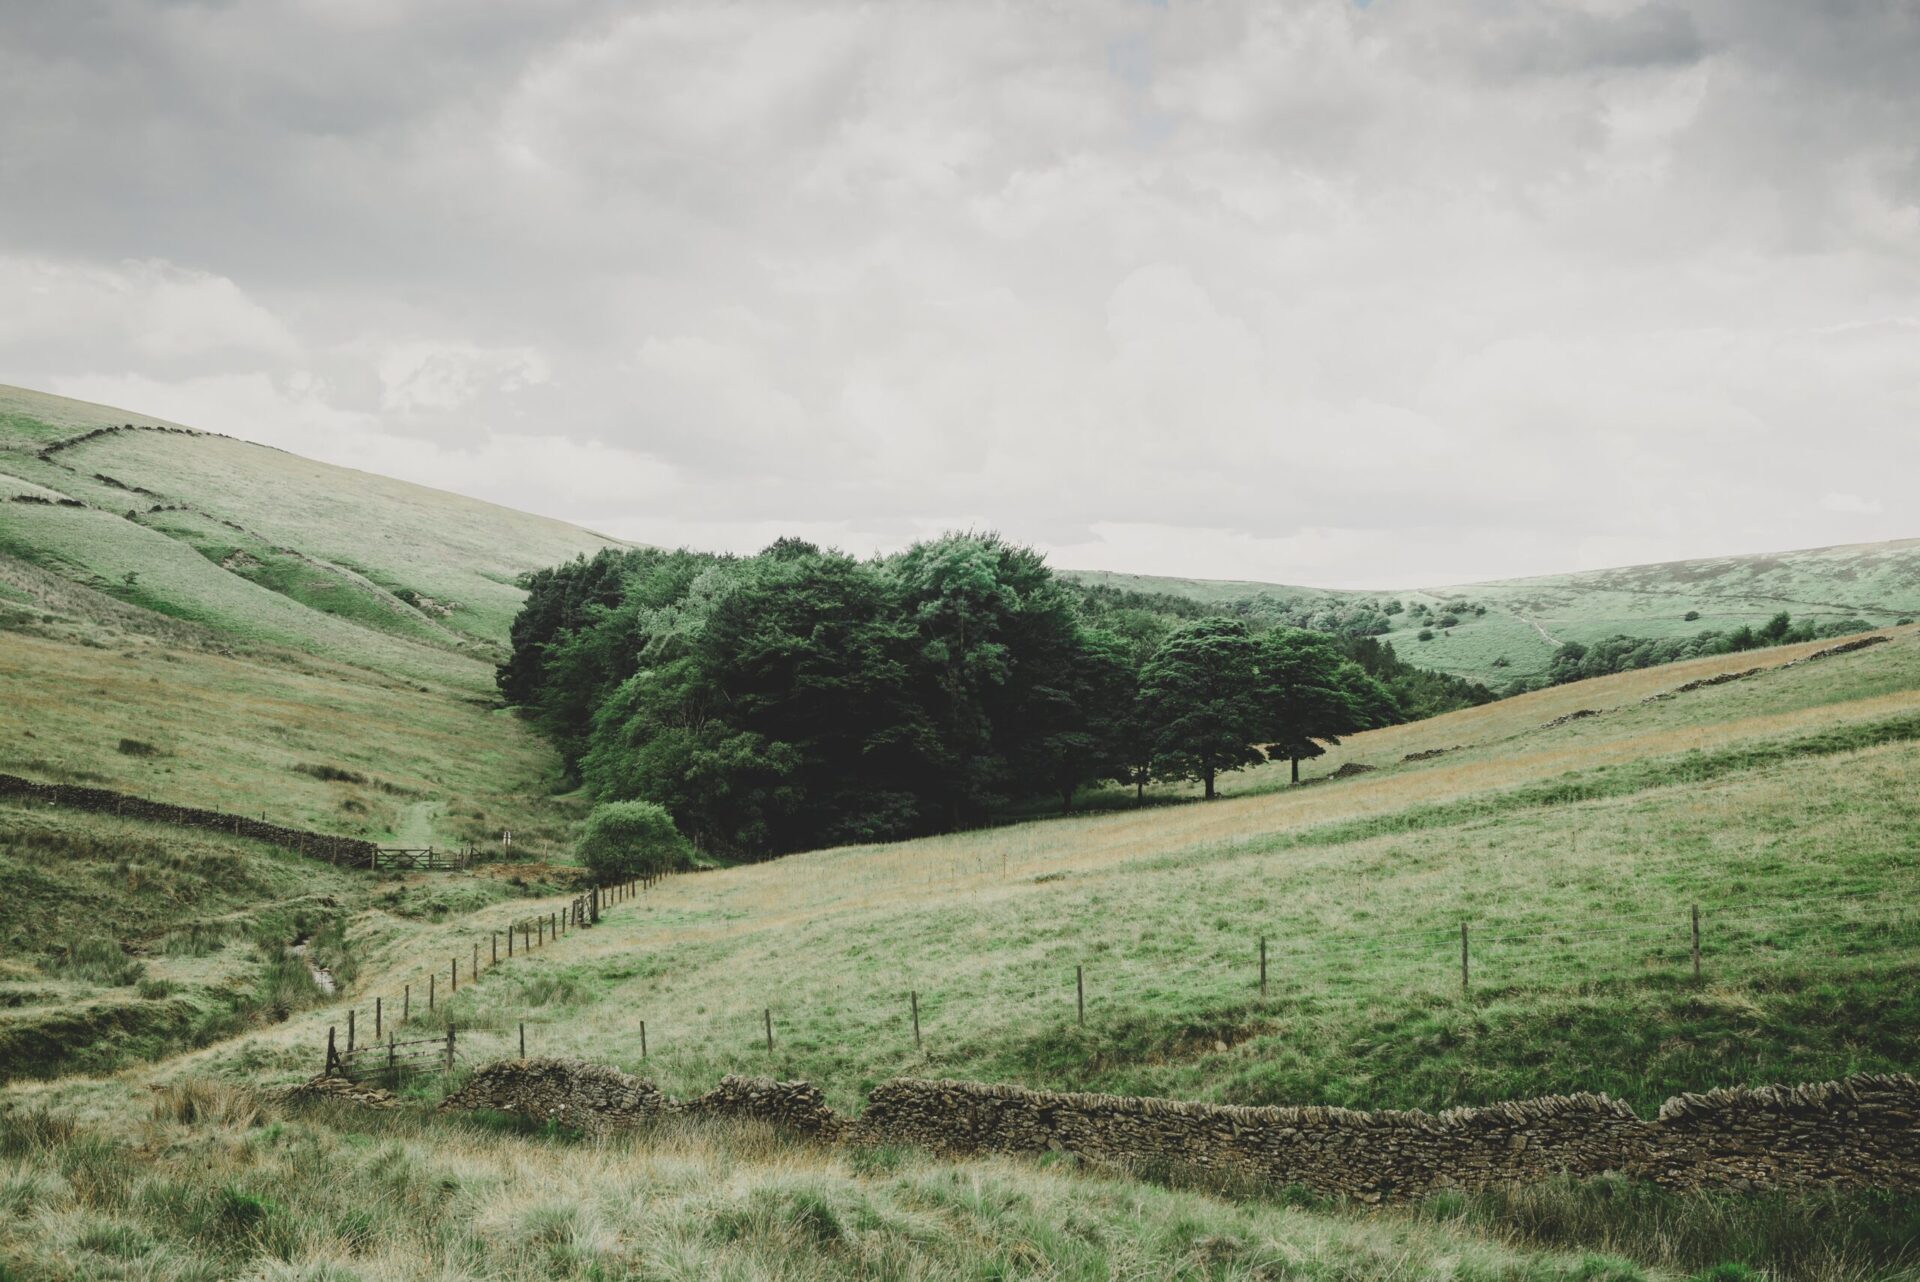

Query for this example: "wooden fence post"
[445,1024,455,1074]
[473,942,479,979]
[1259,936,1268,997]
[451,957,458,994]
[550,911,556,939]
[911,990,921,1048]
[1691,904,1702,979]
[492,932,498,965]
[765,1007,773,1052]
[640,1020,647,1059]
[403,983,410,1022]
[508,925,514,957]
[375,996,382,1041]
[387,1031,396,1081]
[1460,922,1470,993]
[519,1021,526,1058]
[1076,965,1085,1025]
[429,973,435,1012]
[347,1007,355,1053]
[326,1025,338,1076]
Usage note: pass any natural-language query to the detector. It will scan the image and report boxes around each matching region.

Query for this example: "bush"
[1417,629,1435,642]
[1684,610,1701,622]
[575,801,691,885]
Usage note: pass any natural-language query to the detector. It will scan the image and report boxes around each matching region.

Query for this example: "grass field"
[4,383,1918,1279]
[0,383,624,666]
[5,628,1917,1279]
[51,625,1904,1121]
[16,1091,1840,1282]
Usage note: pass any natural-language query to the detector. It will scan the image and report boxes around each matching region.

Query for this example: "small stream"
[289,937,336,996]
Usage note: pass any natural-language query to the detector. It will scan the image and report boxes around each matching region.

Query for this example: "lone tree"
[576,800,692,885]
[1138,618,1266,800]
[1258,630,1396,784]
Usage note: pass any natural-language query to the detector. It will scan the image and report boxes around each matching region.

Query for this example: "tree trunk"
[1136,777,1144,803]
[1060,785,1074,814]
[1291,755,1300,784]
[1204,768,1216,800]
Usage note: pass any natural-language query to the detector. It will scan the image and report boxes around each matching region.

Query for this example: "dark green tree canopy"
[1138,618,1268,800]
[500,534,1492,858]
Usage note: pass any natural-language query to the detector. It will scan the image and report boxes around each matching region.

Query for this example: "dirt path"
[1517,613,1563,648]
[392,799,442,848]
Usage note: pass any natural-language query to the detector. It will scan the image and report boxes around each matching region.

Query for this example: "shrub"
[149,1079,260,1128]
[575,801,692,885]
[1417,629,1435,642]
[116,738,161,757]
[293,762,368,784]
[50,935,144,987]
[1684,610,1701,621]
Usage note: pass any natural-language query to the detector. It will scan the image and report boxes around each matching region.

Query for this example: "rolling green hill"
[1070,541,1920,687]
[5,384,1919,1281]
[0,384,627,666]
[0,384,629,853]
[9,621,1915,1281]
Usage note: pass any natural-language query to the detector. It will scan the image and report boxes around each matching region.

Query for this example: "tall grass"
[2,1095,1912,1281]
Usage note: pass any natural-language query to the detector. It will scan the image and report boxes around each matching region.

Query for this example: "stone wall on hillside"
[859,1079,1653,1200]
[440,1058,672,1134]
[439,1059,842,1139]
[435,1059,1919,1199]
[0,772,379,867]
[861,1074,1920,1198]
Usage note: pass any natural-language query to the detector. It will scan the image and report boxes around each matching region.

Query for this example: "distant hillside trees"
[500,535,1480,859]
[1518,612,1876,693]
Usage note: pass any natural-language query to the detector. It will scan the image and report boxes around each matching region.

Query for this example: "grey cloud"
[2,1,1916,586]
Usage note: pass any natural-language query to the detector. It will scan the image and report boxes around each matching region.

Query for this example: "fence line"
[318,874,661,1081]
[315,886,1917,1079]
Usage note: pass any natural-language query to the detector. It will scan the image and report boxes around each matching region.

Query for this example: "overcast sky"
[2,1,1916,587]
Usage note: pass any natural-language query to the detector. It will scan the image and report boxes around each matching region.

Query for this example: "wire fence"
[315,876,657,1080]
[315,878,1920,1081]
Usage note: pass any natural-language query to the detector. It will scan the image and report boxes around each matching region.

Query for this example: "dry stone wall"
[437,1060,1919,1199]
[0,772,379,867]
[439,1059,842,1139]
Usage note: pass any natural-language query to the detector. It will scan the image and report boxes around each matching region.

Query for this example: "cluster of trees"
[1519,612,1877,692]
[502,534,1477,860]
[1231,593,1397,638]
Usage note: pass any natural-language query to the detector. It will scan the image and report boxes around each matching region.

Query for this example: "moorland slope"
[1072,540,1920,686]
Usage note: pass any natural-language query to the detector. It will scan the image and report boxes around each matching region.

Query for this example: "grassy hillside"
[93,624,1913,1120]
[0,388,608,1082]
[7,625,1915,1281]
[0,385,629,850]
[1071,540,1920,686]
[4,383,1917,1279]
[3,1098,1738,1282]
[0,384,625,664]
